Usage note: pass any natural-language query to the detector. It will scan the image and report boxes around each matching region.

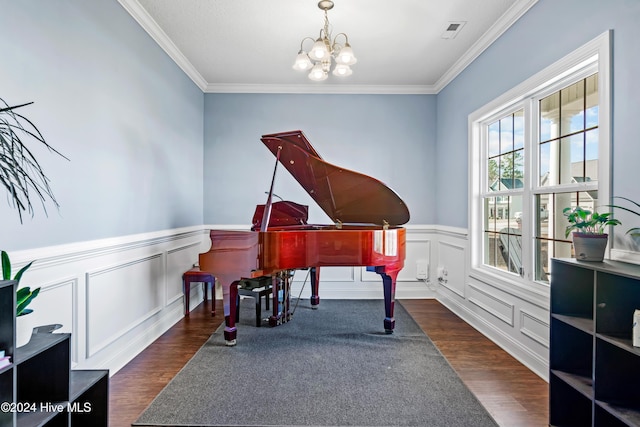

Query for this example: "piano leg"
[222,281,239,346]
[310,267,320,309]
[375,267,398,334]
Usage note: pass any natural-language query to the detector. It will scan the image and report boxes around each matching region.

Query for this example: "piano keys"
[199,130,409,345]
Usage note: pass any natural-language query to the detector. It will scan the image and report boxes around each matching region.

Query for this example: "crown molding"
[117,0,208,91]
[119,0,538,95]
[204,83,438,95]
[432,0,539,92]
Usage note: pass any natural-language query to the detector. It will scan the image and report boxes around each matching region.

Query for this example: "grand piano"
[199,130,410,345]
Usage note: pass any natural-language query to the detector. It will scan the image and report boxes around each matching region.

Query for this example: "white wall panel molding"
[9,226,206,270]
[519,308,550,349]
[27,276,78,363]
[436,240,466,298]
[85,253,164,358]
[12,223,548,378]
[467,282,515,326]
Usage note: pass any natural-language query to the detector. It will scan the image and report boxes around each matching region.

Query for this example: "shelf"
[551,369,593,398]
[16,403,66,427]
[14,333,70,365]
[553,313,594,334]
[596,401,640,426]
[597,333,640,356]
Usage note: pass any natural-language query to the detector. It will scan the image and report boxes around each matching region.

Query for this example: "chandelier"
[292,0,357,81]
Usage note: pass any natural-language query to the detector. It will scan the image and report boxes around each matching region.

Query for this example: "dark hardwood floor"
[109,299,549,426]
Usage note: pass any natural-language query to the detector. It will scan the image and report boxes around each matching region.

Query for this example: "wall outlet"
[416,260,428,280]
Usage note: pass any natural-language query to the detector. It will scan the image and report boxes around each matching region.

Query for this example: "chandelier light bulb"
[293,0,355,81]
[292,52,313,71]
[310,38,329,60]
[308,63,328,81]
[335,44,357,66]
[332,64,352,77]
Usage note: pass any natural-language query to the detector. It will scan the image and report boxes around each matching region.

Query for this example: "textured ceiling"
[118,0,537,93]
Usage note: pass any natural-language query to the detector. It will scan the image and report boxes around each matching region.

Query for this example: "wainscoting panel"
[519,308,550,349]
[6,224,550,380]
[467,282,515,326]
[86,253,165,358]
[432,227,550,380]
[24,277,77,362]
[436,240,466,299]
[9,227,206,373]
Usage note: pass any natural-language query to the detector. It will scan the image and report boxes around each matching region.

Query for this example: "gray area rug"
[134,299,498,426]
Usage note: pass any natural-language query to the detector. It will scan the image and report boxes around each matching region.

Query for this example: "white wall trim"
[117,0,537,95]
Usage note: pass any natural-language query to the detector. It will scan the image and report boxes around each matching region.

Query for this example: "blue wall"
[2,0,638,250]
[203,93,436,225]
[435,0,640,227]
[0,0,204,251]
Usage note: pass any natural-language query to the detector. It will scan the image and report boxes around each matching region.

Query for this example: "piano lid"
[260,130,410,226]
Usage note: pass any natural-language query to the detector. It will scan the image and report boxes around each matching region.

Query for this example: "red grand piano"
[199,130,410,345]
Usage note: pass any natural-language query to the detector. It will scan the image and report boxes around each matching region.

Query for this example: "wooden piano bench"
[182,267,216,317]
[236,278,272,327]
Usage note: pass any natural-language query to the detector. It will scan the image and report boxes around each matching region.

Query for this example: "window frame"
[468,31,611,298]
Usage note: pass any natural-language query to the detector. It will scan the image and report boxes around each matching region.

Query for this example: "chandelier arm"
[299,36,316,52]
[331,32,349,51]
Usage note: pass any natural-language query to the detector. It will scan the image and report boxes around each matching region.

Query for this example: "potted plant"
[1,251,39,347]
[563,206,621,261]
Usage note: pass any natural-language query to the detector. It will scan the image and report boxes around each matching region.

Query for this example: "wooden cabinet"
[550,258,640,426]
[0,280,108,426]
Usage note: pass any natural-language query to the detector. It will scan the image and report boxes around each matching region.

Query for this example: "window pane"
[509,195,523,234]
[484,232,498,267]
[485,197,497,232]
[496,229,521,275]
[514,110,524,150]
[540,142,551,186]
[488,122,500,157]
[537,193,551,238]
[585,129,598,182]
[487,158,499,191]
[500,115,514,154]
[535,238,549,282]
[560,79,586,136]
[540,92,559,142]
[513,149,524,185]
[499,153,512,189]
[562,134,585,185]
[585,74,598,129]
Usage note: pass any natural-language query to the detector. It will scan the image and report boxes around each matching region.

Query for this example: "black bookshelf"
[550,258,640,426]
[0,280,108,426]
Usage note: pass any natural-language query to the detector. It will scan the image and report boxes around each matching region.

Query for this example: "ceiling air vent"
[441,21,466,39]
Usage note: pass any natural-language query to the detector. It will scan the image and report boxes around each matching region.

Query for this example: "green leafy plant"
[563,206,621,238]
[1,250,39,316]
[0,97,68,223]
[608,196,640,237]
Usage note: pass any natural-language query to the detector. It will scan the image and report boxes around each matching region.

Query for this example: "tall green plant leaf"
[0,97,69,223]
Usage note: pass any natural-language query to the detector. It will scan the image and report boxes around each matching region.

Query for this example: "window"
[469,32,610,289]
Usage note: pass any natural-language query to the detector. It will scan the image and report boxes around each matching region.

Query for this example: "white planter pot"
[16,314,34,348]
[572,232,609,262]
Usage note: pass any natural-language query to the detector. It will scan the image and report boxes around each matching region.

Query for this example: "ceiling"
[118,0,537,94]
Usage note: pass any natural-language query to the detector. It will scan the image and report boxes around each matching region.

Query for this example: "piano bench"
[182,268,216,317]
[236,280,272,327]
